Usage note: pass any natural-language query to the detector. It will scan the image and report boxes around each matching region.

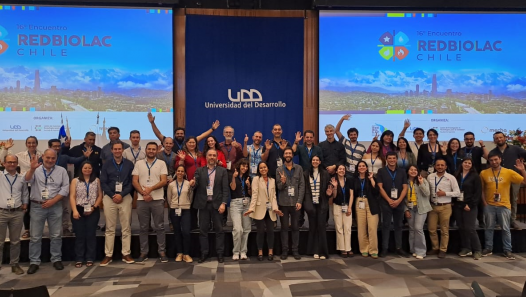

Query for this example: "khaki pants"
[103,194,132,257]
[355,198,379,255]
[428,204,452,252]
[333,204,352,252]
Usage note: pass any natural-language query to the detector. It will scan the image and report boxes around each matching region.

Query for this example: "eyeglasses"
[4,161,17,165]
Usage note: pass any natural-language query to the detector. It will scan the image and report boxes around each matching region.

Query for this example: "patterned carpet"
[0,253,525,297]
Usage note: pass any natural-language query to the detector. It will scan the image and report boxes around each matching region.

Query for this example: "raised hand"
[177,150,186,160]
[479,140,485,147]
[342,114,351,121]
[4,138,14,149]
[30,154,41,170]
[83,146,93,158]
[514,159,525,172]
[232,138,240,148]
[147,112,155,123]
[368,172,374,179]
[417,175,424,184]
[372,132,378,142]
[211,120,220,130]
[244,134,249,143]
[440,141,448,154]
[403,119,411,129]
[246,177,251,188]
[280,171,287,184]
[294,131,303,144]
[330,177,338,188]
[279,139,288,150]
[64,137,71,148]
[233,169,239,178]
[157,144,163,153]
[265,139,273,151]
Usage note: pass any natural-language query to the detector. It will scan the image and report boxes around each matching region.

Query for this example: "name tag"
[276,158,283,167]
[431,193,437,203]
[41,188,50,200]
[341,204,348,213]
[242,198,249,206]
[175,208,182,216]
[226,161,232,170]
[312,194,319,204]
[7,197,15,209]
[407,202,414,209]
[427,165,434,175]
[390,188,398,199]
[347,164,355,173]
[115,182,123,192]
[251,164,258,174]
[288,186,294,196]
[206,185,213,196]
[266,202,272,210]
[358,200,365,210]
[84,204,92,213]
[494,193,501,202]
[146,179,153,187]
[466,153,472,159]
[457,191,464,202]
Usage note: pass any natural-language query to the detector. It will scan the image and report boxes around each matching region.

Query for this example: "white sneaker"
[320,256,326,260]
[240,252,248,260]
[412,253,416,257]
[232,253,239,261]
[314,254,320,259]
[416,255,424,259]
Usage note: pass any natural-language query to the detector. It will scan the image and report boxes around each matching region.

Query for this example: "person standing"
[335,115,367,175]
[101,127,130,162]
[454,158,483,260]
[329,165,353,257]
[427,159,460,258]
[398,120,425,160]
[266,124,289,180]
[122,130,146,165]
[167,165,195,263]
[220,126,243,171]
[480,152,526,260]
[319,124,345,176]
[405,165,432,259]
[396,137,416,170]
[0,154,29,275]
[490,131,526,230]
[361,140,385,175]
[377,151,409,258]
[303,156,331,259]
[193,149,229,263]
[25,149,69,274]
[99,141,135,266]
[440,138,464,174]
[69,161,103,268]
[63,132,103,178]
[276,147,305,260]
[229,159,252,260]
[133,142,168,263]
[243,131,269,178]
[462,132,488,173]
[353,161,380,259]
[417,129,441,178]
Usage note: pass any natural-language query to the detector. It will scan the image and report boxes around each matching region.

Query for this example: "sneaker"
[232,253,239,261]
[412,253,416,257]
[396,248,410,258]
[371,253,378,259]
[416,255,424,260]
[314,254,320,259]
[481,249,492,257]
[160,255,169,263]
[438,251,446,258]
[240,252,248,260]
[473,251,482,260]
[100,256,113,266]
[137,254,148,263]
[122,254,135,264]
[504,251,515,260]
[183,255,193,263]
[458,249,473,257]
[320,256,326,260]
[175,254,183,262]
[362,253,369,257]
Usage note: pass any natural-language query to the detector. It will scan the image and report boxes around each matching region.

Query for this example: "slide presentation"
[319,11,526,140]
[0,5,173,143]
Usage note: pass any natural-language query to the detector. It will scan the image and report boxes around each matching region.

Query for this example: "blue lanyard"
[360,178,365,197]
[464,147,473,155]
[370,153,378,166]
[175,141,183,152]
[313,172,319,191]
[146,158,158,177]
[239,176,246,197]
[399,152,406,167]
[430,144,438,161]
[453,152,458,171]
[492,168,501,190]
[188,152,197,167]
[274,141,280,150]
[131,147,141,162]
[387,168,397,187]
[5,174,18,195]
[163,151,174,168]
[43,166,55,186]
[460,172,468,190]
[339,178,346,204]
[434,175,445,192]
[306,146,312,159]
[251,146,261,164]
[84,181,90,201]
[226,145,233,158]
[176,180,184,200]
[350,142,358,156]
[207,167,216,185]
[283,165,294,181]
[408,181,415,197]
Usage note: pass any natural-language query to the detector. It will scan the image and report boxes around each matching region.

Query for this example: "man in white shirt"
[122,130,146,165]
[427,159,460,258]
[132,142,168,263]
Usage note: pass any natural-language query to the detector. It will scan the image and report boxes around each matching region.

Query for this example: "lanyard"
[430,144,438,161]
[460,172,469,190]
[146,158,158,177]
[175,141,183,152]
[131,147,141,163]
[28,151,32,160]
[453,152,458,171]
[283,165,295,181]
[350,142,358,157]
[387,168,397,187]
[5,174,18,195]
[43,166,55,186]
[306,146,312,159]
[313,171,319,192]
[188,151,197,167]
[176,180,184,203]
[464,147,473,155]
[434,175,445,192]
[84,181,90,201]
[274,141,280,150]
[415,142,421,150]
[408,181,415,199]
[370,153,378,166]
[339,178,346,204]
[163,151,174,168]
[399,152,406,167]
[239,176,246,197]
[251,146,261,164]
[360,178,365,197]
[207,167,216,185]
[492,168,501,190]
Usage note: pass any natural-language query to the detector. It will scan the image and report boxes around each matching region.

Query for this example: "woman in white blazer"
[244,161,283,261]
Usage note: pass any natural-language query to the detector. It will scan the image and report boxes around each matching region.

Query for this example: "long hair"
[397,137,413,154]
[454,158,477,179]
[77,161,96,183]
[353,160,370,179]
[308,155,325,179]
[380,130,397,152]
[183,136,201,158]
[370,139,386,166]
[204,136,222,154]
[234,158,250,180]
[406,165,421,185]
[256,161,269,177]
[447,138,464,157]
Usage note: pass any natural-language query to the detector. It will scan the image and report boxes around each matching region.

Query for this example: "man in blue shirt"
[25,149,70,274]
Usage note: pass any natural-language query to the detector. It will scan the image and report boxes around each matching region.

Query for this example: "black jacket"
[352,176,381,215]
[303,169,331,214]
[63,143,103,177]
[193,166,229,210]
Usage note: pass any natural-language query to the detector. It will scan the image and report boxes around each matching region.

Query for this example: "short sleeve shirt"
[132,158,168,200]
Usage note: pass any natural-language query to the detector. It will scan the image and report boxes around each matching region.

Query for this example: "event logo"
[372,123,388,136]
[204,89,286,109]
[481,127,508,133]
[378,31,409,61]
[228,89,262,102]
[0,25,9,55]
[10,125,21,129]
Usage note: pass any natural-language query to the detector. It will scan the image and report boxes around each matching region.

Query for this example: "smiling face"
[311,156,321,169]
[337,165,346,177]
[185,138,197,151]
[304,132,314,146]
[397,138,407,150]
[239,163,248,174]
[462,159,472,171]
[206,137,216,149]
[175,166,186,180]
[145,144,157,159]
[258,162,268,177]
[408,166,418,178]
[253,132,262,145]
[449,139,460,152]
[26,137,38,153]
[413,130,424,142]
[130,132,141,146]
[272,125,282,138]
[493,133,506,146]
[112,142,124,159]
[370,142,380,153]
[81,163,93,177]
[434,159,447,173]
[357,162,367,174]
[427,131,438,143]
[464,134,475,147]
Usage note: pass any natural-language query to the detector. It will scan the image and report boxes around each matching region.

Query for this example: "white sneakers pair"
[232,252,248,261]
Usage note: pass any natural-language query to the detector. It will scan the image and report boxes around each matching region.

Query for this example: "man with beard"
[122,130,146,165]
[335,115,366,176]
[266,124,289,181]
[490,131,526,230]
[101,127,130,163]
[147,112,220,150]
[243,131,269,178]
[219,126,243,226]
[462,132,488,173]
[398,120,425,160]
[193,149,229,263]
[276,147,305,260]
[63,132,102,177]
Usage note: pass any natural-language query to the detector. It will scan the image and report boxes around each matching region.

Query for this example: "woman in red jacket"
[199,136,227,168]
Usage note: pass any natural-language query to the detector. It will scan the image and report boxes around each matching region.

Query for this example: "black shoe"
[198,254,208,263]
[268,254,274,261]
[379,249,388,258]
[293,253,301,260]
[280,254,288,260]
[53,261,64,270]
[27,264,39,274]
[218,255,224,263]
[258,255,264,261]
[101,225,106,232]
[396,249,410,258]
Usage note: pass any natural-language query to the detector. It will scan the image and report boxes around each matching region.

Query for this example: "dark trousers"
[380,201,404,250]
[454,205,481,252]
[169,208,191,255]
[280,205,300,254]
[198,202,224,256]
[255,212,275,250]
[71,207,100,262]
[306,204,329,257]
[24,188,31,230]
[477,199,485,226]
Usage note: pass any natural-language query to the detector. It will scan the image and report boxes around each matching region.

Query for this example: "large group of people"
[1,113,526,275]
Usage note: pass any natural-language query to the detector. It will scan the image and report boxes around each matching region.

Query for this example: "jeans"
[407,207,427,257]
[380,201,404,251]
[230,198,251,255]
[454,205,481,252]
[428,204,452,252]
[71,206,100,262]
[137,200,166,254]
[280,205,300,254]
[199,202,225,256]
[168,208,191,255]
[510,183,520,223]
[255,212,274,250]
[484,205,512,252]
[0,209,24,266]
[29,201,62,265]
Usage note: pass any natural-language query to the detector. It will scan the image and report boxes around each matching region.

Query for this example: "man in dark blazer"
[193,149,229,263]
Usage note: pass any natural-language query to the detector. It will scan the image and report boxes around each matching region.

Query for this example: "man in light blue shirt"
[25,149,69,274]
[0,154,29,275]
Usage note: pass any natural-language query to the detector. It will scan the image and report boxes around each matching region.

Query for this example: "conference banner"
[0,5,173,143]
[320,12,526,140]
[185,15,304,147]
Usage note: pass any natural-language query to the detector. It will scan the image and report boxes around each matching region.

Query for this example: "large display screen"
[320,11,526,140]
[0,5,173,143]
